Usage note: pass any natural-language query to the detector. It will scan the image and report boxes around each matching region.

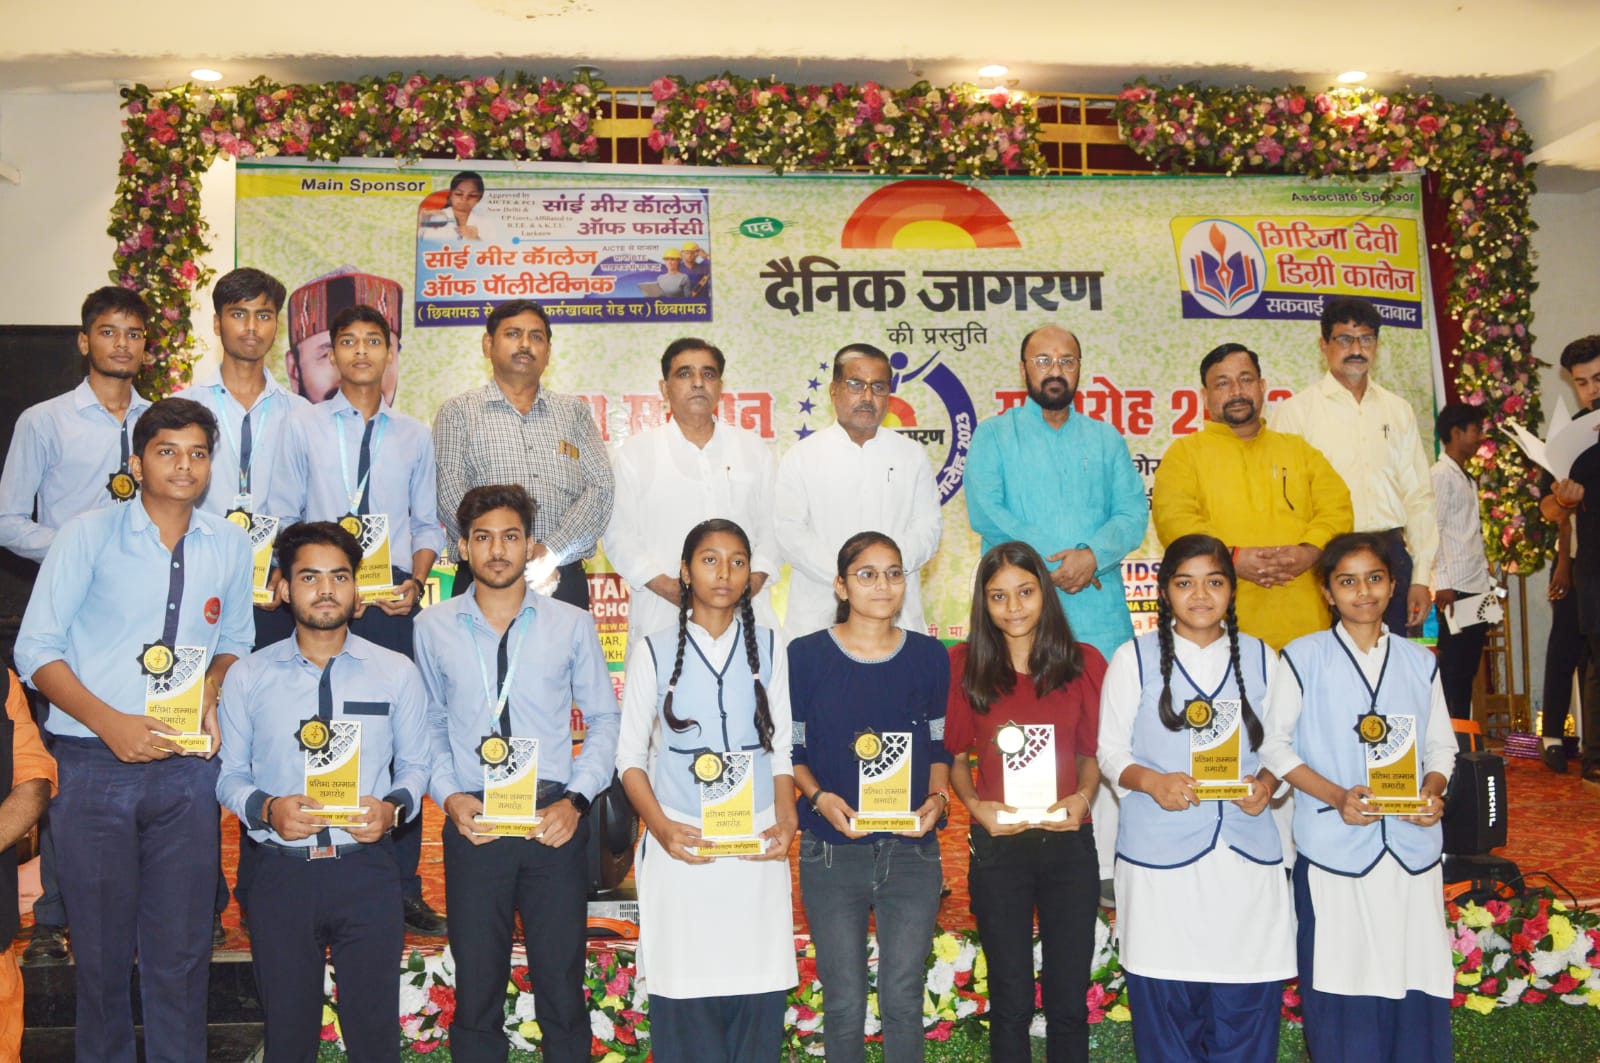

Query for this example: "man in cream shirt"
[775,342,942,637]
[604,338,779,643]
[1272,296,1437,634]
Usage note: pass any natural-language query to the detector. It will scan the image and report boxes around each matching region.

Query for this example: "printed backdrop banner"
[236,162,1437,669]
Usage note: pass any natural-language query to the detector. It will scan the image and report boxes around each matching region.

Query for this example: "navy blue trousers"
[53,739,219,1063]
[648,989,787,1063]
[1125,972,1281,1063]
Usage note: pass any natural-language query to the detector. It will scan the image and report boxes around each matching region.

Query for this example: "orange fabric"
[4,671,56,797]
[0,952,19,1063]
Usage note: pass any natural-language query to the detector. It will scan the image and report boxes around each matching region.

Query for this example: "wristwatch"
[562,790,592,816]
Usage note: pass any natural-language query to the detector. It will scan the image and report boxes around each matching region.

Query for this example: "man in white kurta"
[774,343,942,637]
[604,339,780,644]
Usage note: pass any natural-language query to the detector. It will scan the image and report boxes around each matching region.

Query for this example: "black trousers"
[1542,590,1587,737]
[246,840,404,1063]
[1434,602,1489,720]
[1376,529,1417,636]
[442,816,591,1063]
[967,823,1100,1063]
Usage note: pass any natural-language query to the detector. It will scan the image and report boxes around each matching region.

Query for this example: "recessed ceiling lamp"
[978,64,1009,79]
[1336,70,1366,84]
[191,68,223,82]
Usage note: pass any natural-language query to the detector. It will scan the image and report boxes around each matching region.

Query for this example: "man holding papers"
[1430,403,1498,720]
[217,519,431,1063]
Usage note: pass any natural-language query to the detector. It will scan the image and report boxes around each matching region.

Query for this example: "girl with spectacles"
[789,530,951,1063]
[944,540,1104,1063]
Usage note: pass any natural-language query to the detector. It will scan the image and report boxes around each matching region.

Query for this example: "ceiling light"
[978,65,1009,79]
[1336,70,1366,84]
[190,68,223,82]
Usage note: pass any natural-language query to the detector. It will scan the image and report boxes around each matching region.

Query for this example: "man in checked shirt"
[433,300,615,609]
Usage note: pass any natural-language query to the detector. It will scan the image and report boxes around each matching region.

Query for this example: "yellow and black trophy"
[473,736,542,836]
[341,513,395,602]
[849,730,920,832]
[228,508,281,606]
[1357,709,1431,815]
[300,717,367,827]
[1187,698,1251,801]
[994,722,1067,825]
[688,750,764,857]
[140,641,213,753]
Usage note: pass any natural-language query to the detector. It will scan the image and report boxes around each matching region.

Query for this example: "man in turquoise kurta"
[964,325,1149,659]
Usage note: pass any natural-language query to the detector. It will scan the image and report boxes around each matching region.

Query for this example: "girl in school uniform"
[615,518,797,1062]
[945,540,1105,1063]
[1261,531,1455,1063]
[790,531,951,1063]
[1098,533,1295,1062]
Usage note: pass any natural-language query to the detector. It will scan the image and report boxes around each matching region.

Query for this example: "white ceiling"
[5,0,1600,183]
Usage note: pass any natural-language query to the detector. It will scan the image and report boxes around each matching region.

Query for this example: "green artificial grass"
[338,1003,1600,1061]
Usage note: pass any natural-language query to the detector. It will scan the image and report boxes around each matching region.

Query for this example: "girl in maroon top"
[945,540,1106,1063]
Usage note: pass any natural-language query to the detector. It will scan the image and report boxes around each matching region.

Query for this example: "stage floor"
[12,745,1597,958]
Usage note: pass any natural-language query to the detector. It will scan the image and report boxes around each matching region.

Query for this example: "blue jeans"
[798,832,943,1063]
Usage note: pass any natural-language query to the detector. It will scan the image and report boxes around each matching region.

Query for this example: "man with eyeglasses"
[1153,343,1352,651]
[966,324,1148,907]
[1272,296,1437,635]
[966,325,1149,658]
[604,337,779,645]
[775,343,942,637]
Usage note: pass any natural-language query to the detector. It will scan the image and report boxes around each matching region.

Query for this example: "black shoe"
[212,914,226,948]
[21,924,69,965]
[1542,742,1569,774]
[403,897,448,936]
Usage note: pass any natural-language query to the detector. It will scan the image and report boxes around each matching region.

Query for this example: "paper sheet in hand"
[1445,589,1504,634]
[1503,396,1598,481]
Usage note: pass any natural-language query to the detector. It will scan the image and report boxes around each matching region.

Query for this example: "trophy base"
[357,585,399,603]
[1193,782,1251,801]
[1363,797,1432,816]
[688,836,765,858]
[850,814,921,832]
[252,588,276,606]
[169,733,213,754]
[472,816,541,837]
[307,807,367,828]
[995,807,1068,825]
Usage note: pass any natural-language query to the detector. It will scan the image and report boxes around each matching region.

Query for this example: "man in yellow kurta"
[1153,343,1354,650]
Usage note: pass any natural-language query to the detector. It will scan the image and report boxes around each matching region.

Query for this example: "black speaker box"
[1443,750,1508,856]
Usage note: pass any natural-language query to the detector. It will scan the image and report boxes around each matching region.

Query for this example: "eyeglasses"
[849,566,906,586]
[1330,333,1378,351]
[841,378,891,396]
[1029,354,1081,371]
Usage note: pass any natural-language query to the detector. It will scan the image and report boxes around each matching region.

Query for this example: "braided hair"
[660,584,698,737]
[738,583,775,752]
[1155,534,1264,751]
[661,518,773,753]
